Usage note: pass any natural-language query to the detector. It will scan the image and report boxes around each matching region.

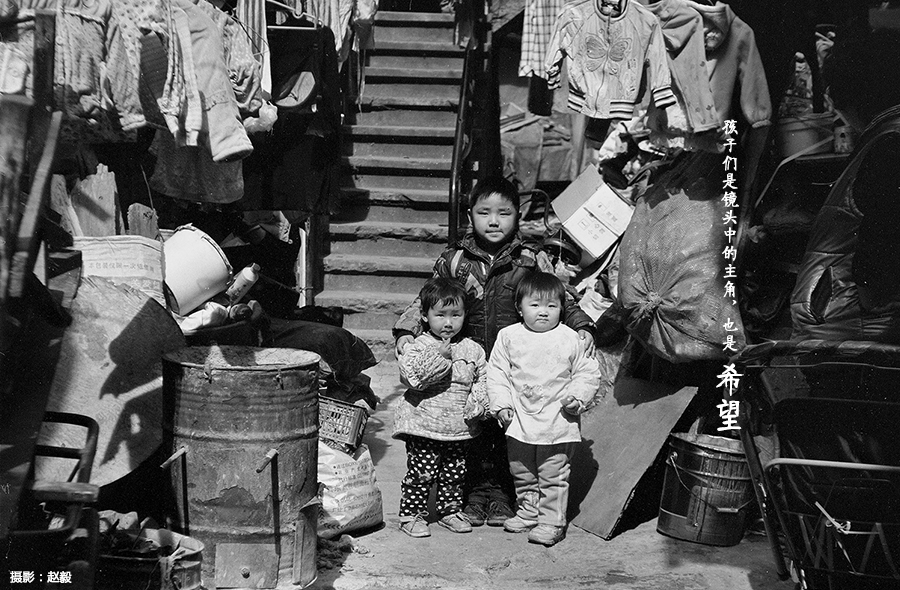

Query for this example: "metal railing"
[448,0,487,244]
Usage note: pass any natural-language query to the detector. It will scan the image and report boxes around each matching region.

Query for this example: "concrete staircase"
[315,9,462,358]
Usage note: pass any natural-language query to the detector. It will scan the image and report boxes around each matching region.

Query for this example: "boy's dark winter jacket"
[394,233,594,355]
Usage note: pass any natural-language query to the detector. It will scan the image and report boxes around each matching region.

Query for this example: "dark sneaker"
[528,524,565,546]
[486,500,515,526]
[399,513,430,538]
[503,515,538,533]
[463,503,488,527]
[438,512,473,533]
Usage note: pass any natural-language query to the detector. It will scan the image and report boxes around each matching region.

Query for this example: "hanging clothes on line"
[684,0,771,128]
[639,0,719,150]
[7,0,146,142]
[241,11,341,212]
[519,0,564,79]
[543,0,677,120]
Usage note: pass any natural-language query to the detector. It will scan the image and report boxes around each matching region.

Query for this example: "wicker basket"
[318,395,368,453]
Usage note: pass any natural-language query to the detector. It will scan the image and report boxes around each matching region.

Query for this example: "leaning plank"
[0,95,33,303]
[8,110,62,299]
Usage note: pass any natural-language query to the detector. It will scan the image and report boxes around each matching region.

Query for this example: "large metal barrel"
[162,346,320,589]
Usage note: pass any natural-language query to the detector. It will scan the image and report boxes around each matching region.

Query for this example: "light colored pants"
[506,437,576,527]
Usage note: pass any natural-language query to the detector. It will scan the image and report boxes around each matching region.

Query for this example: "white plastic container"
[226,263,260,304]
[163,225,233,315]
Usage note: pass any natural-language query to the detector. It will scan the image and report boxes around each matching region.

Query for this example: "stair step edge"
[375,11,455,24]
[371,40,464,54]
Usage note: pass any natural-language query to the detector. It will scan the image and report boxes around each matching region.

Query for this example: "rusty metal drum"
[162,346,320,589]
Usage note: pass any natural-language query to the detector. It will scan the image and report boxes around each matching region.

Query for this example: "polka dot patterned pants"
[400,436,468,518]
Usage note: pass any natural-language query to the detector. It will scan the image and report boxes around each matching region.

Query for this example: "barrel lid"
[163,345,321,370]
[670,432,744,456]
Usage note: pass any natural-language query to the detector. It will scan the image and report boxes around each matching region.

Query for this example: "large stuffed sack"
[618,152,745,362]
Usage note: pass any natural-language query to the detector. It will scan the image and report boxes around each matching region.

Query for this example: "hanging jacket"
[684,1,771,128]
[641,0,719,135]
[393,233,595,355]
[791,106,900,343]
[13,0,145,133]
[543,0,676,120]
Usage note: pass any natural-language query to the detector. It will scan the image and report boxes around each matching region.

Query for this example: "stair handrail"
[448,0,487,244]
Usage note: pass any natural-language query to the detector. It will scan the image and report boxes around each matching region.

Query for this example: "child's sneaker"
[399,513,430,538]
[437,512,473,533]
[462,502,488,527]
[503,515,538,533]
[486,500,515,526]
[527,524,565,546]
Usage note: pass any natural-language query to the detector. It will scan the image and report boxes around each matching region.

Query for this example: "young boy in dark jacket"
[394,176,596,526]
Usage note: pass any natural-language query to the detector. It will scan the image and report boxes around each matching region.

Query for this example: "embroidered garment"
[393,334,488,442]
[684,1,771,127]
[487,323,600,445]
[519,0,564,79]
[544,0,676,120]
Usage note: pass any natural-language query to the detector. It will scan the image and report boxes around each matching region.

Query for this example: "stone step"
[342,124,455,140]
[324,253,434,275]
[375,11,455,25]
[371,40,464,55]
[364,66,463,81]
[353,109,457,129]
[342,311,409,333]
[341,173,449,195]
[342,154,452,173]
[360,83,460,109]
[324,269,430,294]
[330,235,446,257]
[329,220,448,243]
[339,185,449,208]
[343,141,452,160]
[368,53,463,71]
[332,201,447,225]
[315,289,413,315]
[376,23,455,45]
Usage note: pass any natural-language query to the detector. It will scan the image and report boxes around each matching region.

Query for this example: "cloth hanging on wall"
[684,0,771,128]
[640,0,719,144]
[519,0,564,79]
[544,0,676,120]
[239,13,341,212]
[8,0,146,142]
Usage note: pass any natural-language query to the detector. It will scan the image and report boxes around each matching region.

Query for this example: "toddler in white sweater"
[487,272,600,546]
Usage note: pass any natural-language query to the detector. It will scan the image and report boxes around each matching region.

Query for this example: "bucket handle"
[667,451,755,514]
[258,448,282,558]
[160,446,191,535]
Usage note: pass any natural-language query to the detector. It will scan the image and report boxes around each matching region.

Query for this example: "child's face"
[423,299,466,340]
[519,293,561,333]
[468,192,517,252]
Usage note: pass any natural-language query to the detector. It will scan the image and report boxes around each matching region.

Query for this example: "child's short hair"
[515,272,566,308]
[419,277,467,314]
[468,175,520,211]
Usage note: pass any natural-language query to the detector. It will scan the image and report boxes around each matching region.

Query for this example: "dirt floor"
[310,357,795,590]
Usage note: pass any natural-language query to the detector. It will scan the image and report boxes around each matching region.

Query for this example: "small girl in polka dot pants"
[393,278,490,537]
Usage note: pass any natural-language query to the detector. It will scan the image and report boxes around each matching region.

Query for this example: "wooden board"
[569,377,697,539]
[35,276,185,486]
[69,164,119,238]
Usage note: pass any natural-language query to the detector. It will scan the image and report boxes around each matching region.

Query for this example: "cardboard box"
[551,166,634,259]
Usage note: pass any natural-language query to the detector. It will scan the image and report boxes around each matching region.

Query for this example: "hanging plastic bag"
[317,441,383,539]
